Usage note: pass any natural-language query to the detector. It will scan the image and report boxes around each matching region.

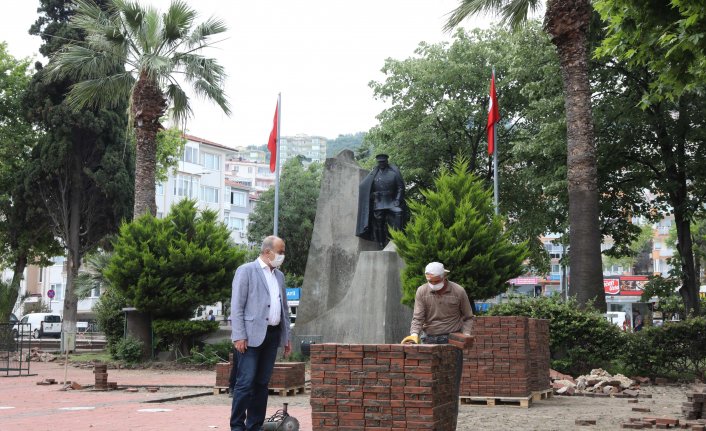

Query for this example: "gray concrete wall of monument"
[293,150,412,348]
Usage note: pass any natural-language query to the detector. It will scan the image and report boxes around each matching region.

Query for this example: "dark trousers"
[229,347,238,393]
[230,326,281,431]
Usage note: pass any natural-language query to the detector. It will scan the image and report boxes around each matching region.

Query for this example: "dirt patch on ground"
[174,384,691,430]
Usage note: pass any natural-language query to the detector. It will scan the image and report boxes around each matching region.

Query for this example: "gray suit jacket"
[230,259,291,348]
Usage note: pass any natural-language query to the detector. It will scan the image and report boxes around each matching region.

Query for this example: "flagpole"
[273,93,281,236]
[492,68,499,215]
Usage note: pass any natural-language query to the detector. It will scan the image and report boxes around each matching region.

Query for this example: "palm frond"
[74,252,113,300]
[44,44,124,82]
[162,0,196,45]
[177,53,226,88]
[501,0,541,29]
[444,0,537,31]
[187,16,228,48]
[191,78,230,115]
[112,0,145,35]
[64,73,135,111]
[165,83,192,127]
[445,0,506,32]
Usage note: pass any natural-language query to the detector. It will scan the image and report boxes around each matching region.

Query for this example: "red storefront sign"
[604,276,647,296]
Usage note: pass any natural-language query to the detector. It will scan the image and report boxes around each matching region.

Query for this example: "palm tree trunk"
[545,0,606,311]
[132,74,166,217]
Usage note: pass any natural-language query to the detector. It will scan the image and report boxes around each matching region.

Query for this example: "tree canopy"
[105,199,245,318]
[247,158,322,282]
[595,0,706,104]
[391,158,528,307]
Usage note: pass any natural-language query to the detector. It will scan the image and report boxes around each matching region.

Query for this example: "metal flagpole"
[492,68,499,215]
[273,93,282,236]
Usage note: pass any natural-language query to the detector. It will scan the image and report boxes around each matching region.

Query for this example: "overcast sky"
[0,1,491,148]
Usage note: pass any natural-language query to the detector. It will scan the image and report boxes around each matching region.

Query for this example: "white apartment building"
[225,157,275,192]
[280,134,327,164]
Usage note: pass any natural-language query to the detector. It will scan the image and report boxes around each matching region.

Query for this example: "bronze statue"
[356,154,407,249]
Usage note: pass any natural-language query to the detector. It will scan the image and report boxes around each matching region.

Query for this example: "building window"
[247,167,253,174]
[201,186,220,203]
[38,268,43,283]
[156,211,163,219]
[654,242,662,250]
[232,191,247,207]
[50,283,62,301]
[228,217,245,231]
[156,183,164,196]
[551,264,561,273]
[182,146,199,164]
[201,152,221,171]
[174,174,199,198]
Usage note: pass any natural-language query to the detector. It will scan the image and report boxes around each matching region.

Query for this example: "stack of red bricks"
[269,362,305,389]
[215,362,231,387]
[94,364,108,390]
[310,343,458,431]
[683,386,706,420]
[461,316,551,398]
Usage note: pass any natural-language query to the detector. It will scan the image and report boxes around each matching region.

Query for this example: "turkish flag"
[487,72,500,155]
[268,101,279,172]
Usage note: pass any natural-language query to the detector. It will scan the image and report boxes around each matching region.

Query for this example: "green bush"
[114,336,144,363]
[93,288,127,358]
[153,319,219,356]
[181,340,233,365]
[488,295,624,376]
[105,199,245,319]
[620,317,706,380]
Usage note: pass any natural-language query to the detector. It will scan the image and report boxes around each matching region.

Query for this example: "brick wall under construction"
[310,343,458,431]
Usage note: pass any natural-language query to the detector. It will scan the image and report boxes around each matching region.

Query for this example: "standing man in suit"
[230,235,292,431]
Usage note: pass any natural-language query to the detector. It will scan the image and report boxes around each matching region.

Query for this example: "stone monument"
[293,150,412,347]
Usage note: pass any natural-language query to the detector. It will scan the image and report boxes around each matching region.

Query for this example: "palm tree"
[446,0,606,311]
[45,0,230,217]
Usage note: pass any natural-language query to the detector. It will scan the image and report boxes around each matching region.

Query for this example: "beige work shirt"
[410,280,474,336]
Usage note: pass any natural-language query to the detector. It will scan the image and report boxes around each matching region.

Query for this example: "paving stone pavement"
[0,361,312,431]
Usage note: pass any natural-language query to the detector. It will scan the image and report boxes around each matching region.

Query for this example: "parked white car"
[16,313,62,339]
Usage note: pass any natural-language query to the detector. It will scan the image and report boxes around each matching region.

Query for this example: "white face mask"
[428,281,444,291]
[270,253,285,268]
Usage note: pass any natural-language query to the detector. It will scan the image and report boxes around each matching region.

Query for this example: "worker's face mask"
[428,280,444,291]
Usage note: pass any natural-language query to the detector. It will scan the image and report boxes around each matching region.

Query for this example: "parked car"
[17,313,62,339]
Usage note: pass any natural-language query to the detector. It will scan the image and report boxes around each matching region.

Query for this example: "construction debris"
[552,368,648,398]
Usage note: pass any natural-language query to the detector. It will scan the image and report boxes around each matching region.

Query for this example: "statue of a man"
[356,154,407,249]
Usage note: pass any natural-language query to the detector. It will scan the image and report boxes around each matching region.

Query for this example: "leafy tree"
[446,0,606,311]
[602,225,653,274]
[25,0,134,349]
[595,0,706,105]
[44,0,230,217]
[248,158,323,281]
[105,199,245,319]
[326,132,366,158]
[155,128,187,183]
[391,158,528,308]
[93,287,126,357]
[0,43,61,322]
[365,24,564,274]
[590,24,706,315]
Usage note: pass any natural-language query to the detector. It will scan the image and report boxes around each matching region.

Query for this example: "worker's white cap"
[425,262,450,276]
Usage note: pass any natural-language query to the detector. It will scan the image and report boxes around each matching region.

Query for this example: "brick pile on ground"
[553,368,645,398]
[619,416,706,429]
[460,316,550,398]
[94,364,108,390]
[310,343,458,430]
[683,385,706,420]
[215,362,230,387]
[269,362,305,389]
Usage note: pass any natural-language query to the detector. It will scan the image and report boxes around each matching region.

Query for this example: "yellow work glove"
[401,334,420,344]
